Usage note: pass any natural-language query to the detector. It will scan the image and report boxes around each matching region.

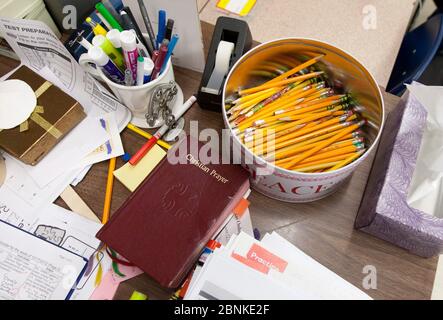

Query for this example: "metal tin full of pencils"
[222,38,385,203]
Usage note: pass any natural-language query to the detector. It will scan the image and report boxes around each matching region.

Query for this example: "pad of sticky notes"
[216,0,257,16]
[114,144,166,192]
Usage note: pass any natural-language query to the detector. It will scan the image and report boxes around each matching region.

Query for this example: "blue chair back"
[387,14,443,95]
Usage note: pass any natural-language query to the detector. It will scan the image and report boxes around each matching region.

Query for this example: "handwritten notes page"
[0,221,87,300]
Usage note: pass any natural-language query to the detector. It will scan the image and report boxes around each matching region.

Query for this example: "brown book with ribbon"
[0,65,86,165]
[96,135,251,288]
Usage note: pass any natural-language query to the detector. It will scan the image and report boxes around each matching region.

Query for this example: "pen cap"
[120,30,137,52]
[92,34,106,47]
[107,29,122,49]
[88,46,109,67]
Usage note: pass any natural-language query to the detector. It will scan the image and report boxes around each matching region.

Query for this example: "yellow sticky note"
[114,144,167,192]
[217,0,257,16]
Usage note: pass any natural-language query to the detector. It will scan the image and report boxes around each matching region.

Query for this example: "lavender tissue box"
[355,92,443,258]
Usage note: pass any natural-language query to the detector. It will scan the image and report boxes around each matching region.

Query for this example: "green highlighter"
[95,2,123,32]
[92,35,125,70]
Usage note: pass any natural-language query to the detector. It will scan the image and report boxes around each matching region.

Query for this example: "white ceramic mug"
[79,54,183,128]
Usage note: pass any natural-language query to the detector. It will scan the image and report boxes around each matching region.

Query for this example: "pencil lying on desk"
[102,157,116,224]
[127,123,172,150]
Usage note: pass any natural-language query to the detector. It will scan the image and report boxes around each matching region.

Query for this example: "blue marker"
[143,58,154,83]
[156,10,166,49]
[160,34,179,74]
[89,46,125,84]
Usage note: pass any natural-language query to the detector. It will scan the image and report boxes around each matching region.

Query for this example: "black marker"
[165,19,175,41]
[120,7,153,56]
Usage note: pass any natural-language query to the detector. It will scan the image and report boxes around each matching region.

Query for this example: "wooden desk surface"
[0,22,438,301]
[199,0,416,88]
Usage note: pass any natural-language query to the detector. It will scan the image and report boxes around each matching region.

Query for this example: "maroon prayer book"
[96,135,250,288]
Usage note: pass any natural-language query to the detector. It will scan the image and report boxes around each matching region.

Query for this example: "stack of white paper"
[185,232,372,300]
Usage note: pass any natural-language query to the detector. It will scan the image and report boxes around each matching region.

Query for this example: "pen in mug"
[156,10,166,49]
[143,58,154,83]
[101,0,123,23]
[165,19,174,41]
[96,11,112,30]
[137,0,156,51]
[125,69,134,86]
[150,39,168,80]
[161,34,179,73]
[88,46,125,84]
[96,2,123,31]
[120,7,152,56]
[120,30,139,82]
[136,56,145,86]
[86,17,107,36]
[151,50,159,63]
[106,29,122,49]
[75,35,92,50]
[92,34,125,70]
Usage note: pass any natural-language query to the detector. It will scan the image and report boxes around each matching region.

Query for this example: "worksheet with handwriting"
[0,220,87,300]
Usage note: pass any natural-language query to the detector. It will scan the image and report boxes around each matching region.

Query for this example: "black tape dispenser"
[198,17,252,112]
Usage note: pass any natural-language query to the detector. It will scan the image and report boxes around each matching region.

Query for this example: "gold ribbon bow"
[18,81,62,139]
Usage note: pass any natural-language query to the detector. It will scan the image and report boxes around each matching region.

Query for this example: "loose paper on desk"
[260,232,371,300]
[406,83,443,218]
[0,152,82,213]
[0,198,111,300]
[0,219,87,300]
[0,18,131,209]
[0,17,131,130]
[113,144,166,192]
[185,232,372,300]
[80,112,124,168]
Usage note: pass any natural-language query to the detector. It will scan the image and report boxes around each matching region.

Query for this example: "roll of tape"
[0,155,5,187]
[203,40,235,95]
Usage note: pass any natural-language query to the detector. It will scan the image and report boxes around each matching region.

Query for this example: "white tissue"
[0,80,36,130]
[406,83,443,218]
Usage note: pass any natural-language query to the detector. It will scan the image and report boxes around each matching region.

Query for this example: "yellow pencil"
[102,157,116,224]
[246,106,344,146]
[233,81,313,127]
[251,81,326,119]
[295,152,357,167]
[238,71,323,96]
[232,87,281,115]
[326,149,365,171]
[264,54,324,85]
[236,85,323,130]
[127,123,172,150]
[286,120,366,168]
[276,145,363,166]
[232,87,277,105]
[265,131,354,160]
[273,113,356,146]
[271,135,362,161]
